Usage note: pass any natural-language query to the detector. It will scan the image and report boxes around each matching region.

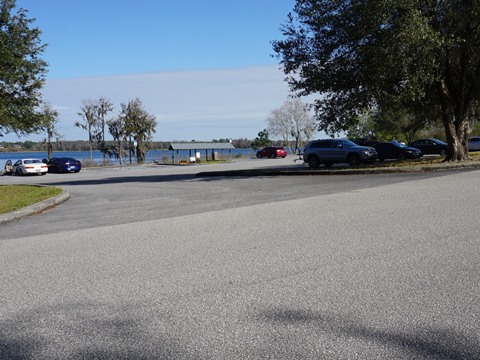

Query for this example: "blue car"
[47,157,82,173]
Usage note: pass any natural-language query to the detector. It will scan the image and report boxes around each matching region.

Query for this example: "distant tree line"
[0,138,265,152]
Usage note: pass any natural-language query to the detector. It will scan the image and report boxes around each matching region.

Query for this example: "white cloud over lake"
[4,65,306,142]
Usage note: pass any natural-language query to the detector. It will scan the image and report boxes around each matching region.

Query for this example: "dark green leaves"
[0,0,47,135]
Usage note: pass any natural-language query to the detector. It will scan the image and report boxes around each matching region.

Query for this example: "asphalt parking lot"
[1,158,479,359]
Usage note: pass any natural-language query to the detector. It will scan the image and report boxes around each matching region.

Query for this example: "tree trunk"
[438,82,470,162]
[294,135,301,154]
[117,139,124,166]
[47,143,53,160]
[89,140,93,162]
[47,130,53,160]
[137,138,145,164]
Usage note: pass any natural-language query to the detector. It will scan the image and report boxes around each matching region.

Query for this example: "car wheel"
[17,168,24,176]
[347,154,361,167]
[308,156,320,168]
[398,153,406,161]
[439,149,447,156]
[270,154,276,158]
[256,154,261,158]
[379,157,385,162]
[324,162,333,168]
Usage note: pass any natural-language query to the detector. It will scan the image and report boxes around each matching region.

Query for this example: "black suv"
[303,139,377,168]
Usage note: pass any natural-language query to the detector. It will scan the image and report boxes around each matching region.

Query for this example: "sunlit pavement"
[1,159,479,359]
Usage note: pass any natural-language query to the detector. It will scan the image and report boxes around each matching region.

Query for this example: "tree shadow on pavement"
[45,173,198,187]
[258,307,480,359]
[0,301,188,360]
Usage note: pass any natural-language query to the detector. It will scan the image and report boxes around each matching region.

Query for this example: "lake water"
[0,148,256,170]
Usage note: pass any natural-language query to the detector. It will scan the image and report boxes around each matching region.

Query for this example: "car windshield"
[24,159,41,164]
[391,142,407,148]
[337,140,358,148]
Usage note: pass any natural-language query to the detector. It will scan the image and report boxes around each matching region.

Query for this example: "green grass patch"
[0,185,63,214]
[201,159,229,165]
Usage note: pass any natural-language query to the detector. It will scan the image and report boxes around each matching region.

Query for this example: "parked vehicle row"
[299,136,480,168]
[3,157,82,175]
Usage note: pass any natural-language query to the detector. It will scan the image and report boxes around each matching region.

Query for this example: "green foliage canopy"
[251,129,272,149]
[273,0,480,160]
[0,0,47,136]
[119,98,157,164]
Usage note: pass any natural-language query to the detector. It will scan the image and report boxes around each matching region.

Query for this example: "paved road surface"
[1,158,479,359]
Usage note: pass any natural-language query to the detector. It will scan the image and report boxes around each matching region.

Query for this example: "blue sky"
[4,0,316,142]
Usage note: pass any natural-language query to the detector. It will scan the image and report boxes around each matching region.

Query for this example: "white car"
[12,159,48,176]
[468,136,480,151]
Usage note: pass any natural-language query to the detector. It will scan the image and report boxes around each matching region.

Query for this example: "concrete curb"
[196,161,480,177]
[0,187,70,225]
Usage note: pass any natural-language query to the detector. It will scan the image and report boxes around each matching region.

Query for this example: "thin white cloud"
[3,65,318,142]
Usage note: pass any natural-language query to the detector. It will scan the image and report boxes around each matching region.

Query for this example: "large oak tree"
[273,0,480,161]
[0,0,47,136]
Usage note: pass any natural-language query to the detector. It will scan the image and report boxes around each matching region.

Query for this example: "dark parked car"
[373,142,422,161]
[303,139,377,168]
[468,136,480,151]
[256,146,287,158]
[47,157,82,173]
[408,138,448,156]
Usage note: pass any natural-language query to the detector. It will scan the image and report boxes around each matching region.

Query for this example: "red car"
[256,146,287,158]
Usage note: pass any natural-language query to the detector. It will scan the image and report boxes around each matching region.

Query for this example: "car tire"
[308,156,320,168]
[324,162,333,168]
[347,154,361,167]
[17,168,23,176]
[379,157,385,162]
[256,154,261,158]
[398,153,406,161]
[270,154,276,158]
[439,149,447,156]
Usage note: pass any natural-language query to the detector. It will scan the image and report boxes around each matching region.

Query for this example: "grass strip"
[0,185,63,214]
